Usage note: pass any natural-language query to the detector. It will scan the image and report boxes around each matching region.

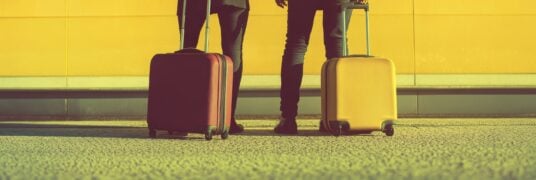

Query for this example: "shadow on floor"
[0,123,150,139]
[235,129,377,137]
[0,123,378,139]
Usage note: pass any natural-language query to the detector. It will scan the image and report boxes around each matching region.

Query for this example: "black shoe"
[229,124,244,134]
[319,121,329,133]
[274,117,298,134]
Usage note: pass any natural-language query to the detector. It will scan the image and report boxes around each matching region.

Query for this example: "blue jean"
[280,0,352,119]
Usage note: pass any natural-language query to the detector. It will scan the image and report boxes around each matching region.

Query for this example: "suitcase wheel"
[176,132,188,137]
[384,124,394,136]
[205,129,213,141]
[149,129,157,138]
[328,121,345,137]
[221,130,229,140]
[333,124,343,137]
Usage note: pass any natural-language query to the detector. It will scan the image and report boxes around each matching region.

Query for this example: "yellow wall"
[0,0,535,76]
[414,0,536,73]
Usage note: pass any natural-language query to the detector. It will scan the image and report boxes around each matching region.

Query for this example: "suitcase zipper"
[219,55,228,134]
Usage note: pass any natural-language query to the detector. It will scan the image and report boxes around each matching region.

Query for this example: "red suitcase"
[147,0,232,140]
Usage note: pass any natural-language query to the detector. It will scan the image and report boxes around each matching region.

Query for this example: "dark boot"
[274,116,298,134]
[319,121,329,133]
[229,63,244,134]
[229,119,244,134]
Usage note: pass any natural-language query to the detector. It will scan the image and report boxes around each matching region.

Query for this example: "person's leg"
[177,0,206,49]
[276,0,319,134]
[322,0,352,59]
[218,5,249,134]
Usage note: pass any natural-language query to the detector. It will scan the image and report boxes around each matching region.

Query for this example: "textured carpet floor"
[1,119,535,179]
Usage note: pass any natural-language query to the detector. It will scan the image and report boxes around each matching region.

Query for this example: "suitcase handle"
[175,48,204,54]
[179,0,212,52]
[341,2,370,56]
[343,1,369,10]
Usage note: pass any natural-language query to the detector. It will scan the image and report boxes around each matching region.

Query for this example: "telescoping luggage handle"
[179,0,212,52]
[342,2,370,56]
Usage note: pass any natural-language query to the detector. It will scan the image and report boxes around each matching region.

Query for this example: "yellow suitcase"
[321,3,397,136]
